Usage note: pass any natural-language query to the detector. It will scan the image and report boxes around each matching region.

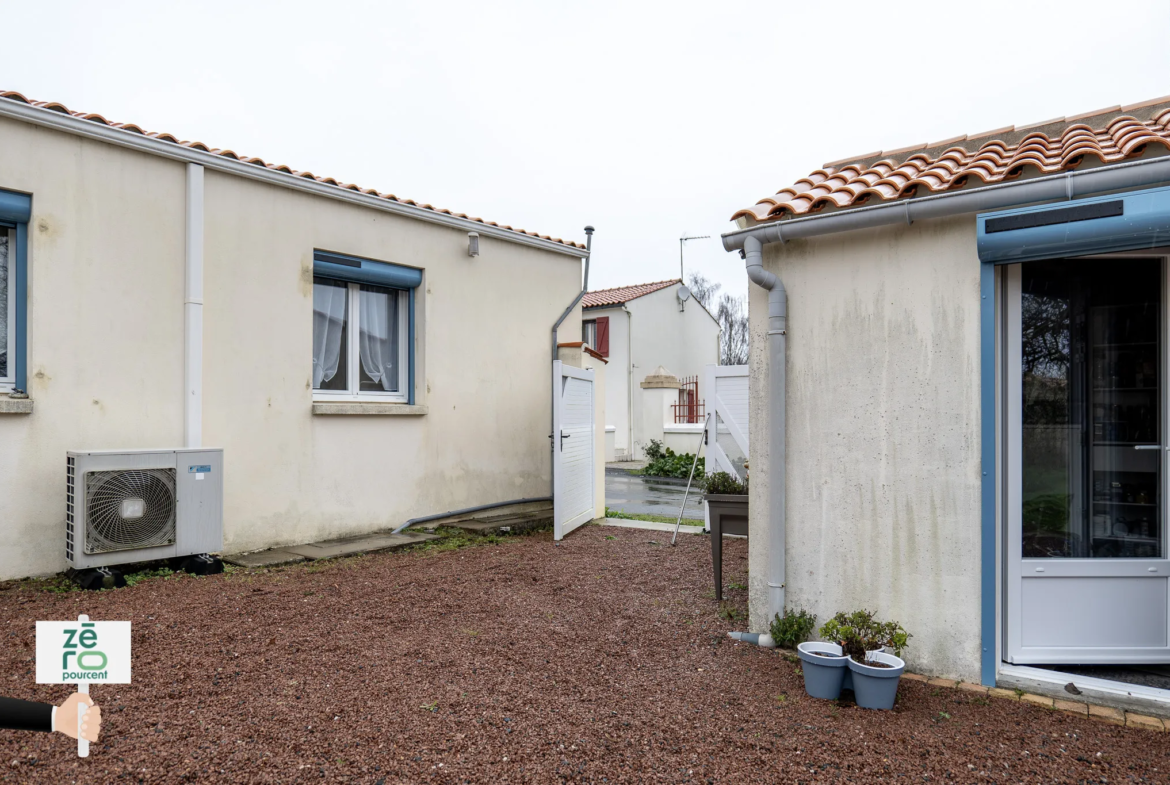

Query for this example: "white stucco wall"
[746,215,983,681]
[0,114,583,579]
[584,305,630,457]
[587,284,719,462]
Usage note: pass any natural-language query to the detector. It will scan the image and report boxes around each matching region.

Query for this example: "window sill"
[312,401,427,416]
[0,398,33,415]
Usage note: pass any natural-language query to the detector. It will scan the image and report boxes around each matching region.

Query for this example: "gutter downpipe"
[723,154,1170,645]
[393,226,592,537]
[742,230,788,628]
[184,163,204,449]
[549,226,594,495]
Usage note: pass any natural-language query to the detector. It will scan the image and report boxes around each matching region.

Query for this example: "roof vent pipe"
[743,234,787,626]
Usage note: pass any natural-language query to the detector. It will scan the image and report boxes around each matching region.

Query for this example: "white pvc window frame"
[0,226,14,392]
[312,279,409,403]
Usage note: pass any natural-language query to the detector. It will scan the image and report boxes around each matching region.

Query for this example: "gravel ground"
[2,526,1169,783]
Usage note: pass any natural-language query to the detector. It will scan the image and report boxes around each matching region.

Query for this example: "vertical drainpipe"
[742,234,787,623]
[550,228,594,495]
[184,163,204,449]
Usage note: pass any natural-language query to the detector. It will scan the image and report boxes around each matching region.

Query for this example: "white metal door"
[1005,260,1170,664]
[704,364,750,480]
[553,361,595,540]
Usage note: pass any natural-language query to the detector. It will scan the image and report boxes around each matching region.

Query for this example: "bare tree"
[716,293,749,365]
[687,272,749,365]
[686,272,720,311]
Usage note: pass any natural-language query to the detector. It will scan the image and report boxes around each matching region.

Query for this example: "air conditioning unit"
[66,448,223,570]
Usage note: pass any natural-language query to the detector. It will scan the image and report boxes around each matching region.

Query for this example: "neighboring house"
[724,96,1170,706]
[0,90,592,581]
[581,279,720,461]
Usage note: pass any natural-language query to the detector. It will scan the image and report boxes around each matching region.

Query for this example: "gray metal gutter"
[0,97,589,259]
[723,155,1170,251]
[722,152,1170,640]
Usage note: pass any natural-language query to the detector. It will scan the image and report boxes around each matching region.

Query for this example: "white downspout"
[743,234,786,625]
[184,163,204,449]
[622,304,633,459]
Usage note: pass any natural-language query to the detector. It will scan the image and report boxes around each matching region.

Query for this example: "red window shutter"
[595,316,610,357]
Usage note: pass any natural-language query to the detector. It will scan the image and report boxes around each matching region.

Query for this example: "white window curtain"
[359,285,399,392]
[312,280,347,387]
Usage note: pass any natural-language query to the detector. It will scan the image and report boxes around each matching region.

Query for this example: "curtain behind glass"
[312,278,348,389]
[0,233,8,380]
[359,284,398,392]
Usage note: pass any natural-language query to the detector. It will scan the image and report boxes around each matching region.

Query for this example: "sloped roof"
[582,279,680,308]
[0,90,585,249]
[733,96,1170,224]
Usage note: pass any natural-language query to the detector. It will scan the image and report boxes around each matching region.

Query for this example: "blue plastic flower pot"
[847,651,905,710]
[796,642,848,700]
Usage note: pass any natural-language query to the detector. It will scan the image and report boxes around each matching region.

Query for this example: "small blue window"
[311,250,419,405]
[0,188,30,394]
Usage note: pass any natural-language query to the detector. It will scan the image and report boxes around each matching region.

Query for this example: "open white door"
[704,364,750,480]
[1005,258,1170,664]
[553,360,595,540]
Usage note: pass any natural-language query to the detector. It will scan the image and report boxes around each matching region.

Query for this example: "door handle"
[559,430,571,451]
[1134,445,1163,450]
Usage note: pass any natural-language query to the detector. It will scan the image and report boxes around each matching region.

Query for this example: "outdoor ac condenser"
[66,448,223,570]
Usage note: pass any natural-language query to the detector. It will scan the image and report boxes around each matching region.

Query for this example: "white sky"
[2,1,1169,301]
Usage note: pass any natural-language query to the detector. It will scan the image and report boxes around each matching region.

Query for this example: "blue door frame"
[977,184,1170,685]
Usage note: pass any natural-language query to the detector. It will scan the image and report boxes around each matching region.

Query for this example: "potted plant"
[820,610,911,710]
[704,471,748,600]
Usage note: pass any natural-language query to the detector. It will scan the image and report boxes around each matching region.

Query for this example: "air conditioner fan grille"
[85,469,177,554]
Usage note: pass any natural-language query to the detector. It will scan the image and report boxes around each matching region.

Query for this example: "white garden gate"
[704,364,750,481]
[553,361,595,540]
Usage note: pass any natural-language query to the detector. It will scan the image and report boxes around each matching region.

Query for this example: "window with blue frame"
[0,188,29,395]
[0,227,11,386]
[311,250,419,403]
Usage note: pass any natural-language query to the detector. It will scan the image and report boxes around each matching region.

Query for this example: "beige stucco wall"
[746,214,984,681]
[0,114,583,579]
[587,284,720,462]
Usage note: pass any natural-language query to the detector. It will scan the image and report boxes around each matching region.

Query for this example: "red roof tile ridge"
[735,95,1170,225]
[0,89,585,250]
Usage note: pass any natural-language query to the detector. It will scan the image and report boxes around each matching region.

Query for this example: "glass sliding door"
[1006,258,1170,664]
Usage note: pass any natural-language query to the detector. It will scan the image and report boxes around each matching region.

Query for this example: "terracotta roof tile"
[736,97,1170,224]
[0,90,586,250]
[581,279,680,308]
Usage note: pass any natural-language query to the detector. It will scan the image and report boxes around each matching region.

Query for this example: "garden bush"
[641,439,703,478]
[702,470,747,495]
[769,607,817,649]
[819,610,911,660]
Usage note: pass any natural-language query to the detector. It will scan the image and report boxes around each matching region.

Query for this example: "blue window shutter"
[313,250,422,289]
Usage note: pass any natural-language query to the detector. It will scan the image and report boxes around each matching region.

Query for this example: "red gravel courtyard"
[2,526,1169,783]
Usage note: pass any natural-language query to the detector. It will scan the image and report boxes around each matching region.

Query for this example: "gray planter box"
[706,494,748,601]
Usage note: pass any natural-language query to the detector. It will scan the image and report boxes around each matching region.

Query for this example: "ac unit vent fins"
[84,469,177,554]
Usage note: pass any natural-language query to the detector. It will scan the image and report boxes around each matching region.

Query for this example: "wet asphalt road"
[605,468,705,520]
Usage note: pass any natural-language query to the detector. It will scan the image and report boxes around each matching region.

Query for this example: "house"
[580,279,720,461]
[723,96,1170,707]
[0,90,596,581]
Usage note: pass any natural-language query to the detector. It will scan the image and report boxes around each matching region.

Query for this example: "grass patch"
[604,507,703,526]
[406,526,518,554]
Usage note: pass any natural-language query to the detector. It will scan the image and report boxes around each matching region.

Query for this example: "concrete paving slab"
[599,518,706,534]
[222,549,307,568]
[283,532,438,560]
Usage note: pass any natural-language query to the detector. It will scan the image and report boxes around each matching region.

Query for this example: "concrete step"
[224,531,438,566]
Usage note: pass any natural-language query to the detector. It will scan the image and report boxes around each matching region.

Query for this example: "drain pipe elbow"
[742,234,787,626]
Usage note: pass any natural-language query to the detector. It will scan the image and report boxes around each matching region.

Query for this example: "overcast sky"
[2,1,1169,301]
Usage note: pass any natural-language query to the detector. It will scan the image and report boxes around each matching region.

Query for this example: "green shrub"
[819,610,911,660]
[642,443,703,478]
[770,607,817,649]
[703,471,747,495]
